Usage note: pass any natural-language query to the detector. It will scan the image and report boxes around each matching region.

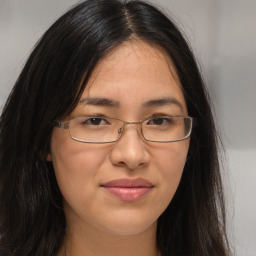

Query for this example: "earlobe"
[46,153,52,161]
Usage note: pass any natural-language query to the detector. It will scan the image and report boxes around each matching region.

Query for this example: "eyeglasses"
[54,115,193,143]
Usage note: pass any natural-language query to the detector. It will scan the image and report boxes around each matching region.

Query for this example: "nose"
[109,125,151,170]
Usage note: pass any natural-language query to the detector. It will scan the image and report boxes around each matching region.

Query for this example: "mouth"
[101,178,154,202]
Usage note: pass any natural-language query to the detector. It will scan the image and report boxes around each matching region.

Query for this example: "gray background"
[0,0,255,255]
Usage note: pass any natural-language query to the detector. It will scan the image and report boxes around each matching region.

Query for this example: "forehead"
[79,40,187,112]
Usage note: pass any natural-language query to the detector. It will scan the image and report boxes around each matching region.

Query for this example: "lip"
[101,178,154,202]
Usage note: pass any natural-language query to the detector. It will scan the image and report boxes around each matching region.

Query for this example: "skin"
[47,40,190,256]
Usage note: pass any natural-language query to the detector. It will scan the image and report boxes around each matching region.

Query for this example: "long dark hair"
[0,0,230,255]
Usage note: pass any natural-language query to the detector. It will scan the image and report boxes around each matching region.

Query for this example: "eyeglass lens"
[68,116,192,143]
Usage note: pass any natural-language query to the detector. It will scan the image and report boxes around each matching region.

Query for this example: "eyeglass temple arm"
[54,121,69,129]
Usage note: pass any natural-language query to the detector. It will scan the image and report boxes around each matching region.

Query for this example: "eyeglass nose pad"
[117,123,142,138]
[118,126,124,135]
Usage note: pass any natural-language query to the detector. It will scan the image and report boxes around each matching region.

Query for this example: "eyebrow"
[141,97,184,111]
[79,97,120,107]
[79,96,184,111]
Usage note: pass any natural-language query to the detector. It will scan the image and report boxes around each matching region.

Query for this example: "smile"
[101,178,154,202]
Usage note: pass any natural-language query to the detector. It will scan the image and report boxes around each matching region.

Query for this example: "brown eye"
[82,117,109,126]
[147,117,171,125]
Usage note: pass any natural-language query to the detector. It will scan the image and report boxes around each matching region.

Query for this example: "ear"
[46,153,52,161]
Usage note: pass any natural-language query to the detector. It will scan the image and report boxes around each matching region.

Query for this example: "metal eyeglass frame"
[54,115,194,144]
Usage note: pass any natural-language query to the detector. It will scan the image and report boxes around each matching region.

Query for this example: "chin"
[96,215,158,236]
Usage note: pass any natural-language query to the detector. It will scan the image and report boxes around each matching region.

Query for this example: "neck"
[59,220,160,256]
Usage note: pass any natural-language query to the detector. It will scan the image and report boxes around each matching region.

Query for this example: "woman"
[0,0,230,255]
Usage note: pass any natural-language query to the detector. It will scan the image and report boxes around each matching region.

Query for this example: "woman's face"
[47,41,190,236]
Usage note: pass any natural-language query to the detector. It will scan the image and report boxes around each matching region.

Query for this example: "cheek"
[49,130,109,203]
[153,141,189,204]
[155,140,188,173]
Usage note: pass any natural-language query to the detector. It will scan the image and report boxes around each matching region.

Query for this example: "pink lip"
[101,178,153,202]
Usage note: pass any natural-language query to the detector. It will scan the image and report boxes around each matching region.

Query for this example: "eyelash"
[81,117,109,126]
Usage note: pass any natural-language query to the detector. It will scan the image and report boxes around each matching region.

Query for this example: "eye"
[82,117,109,126]
[146,117,172,125]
